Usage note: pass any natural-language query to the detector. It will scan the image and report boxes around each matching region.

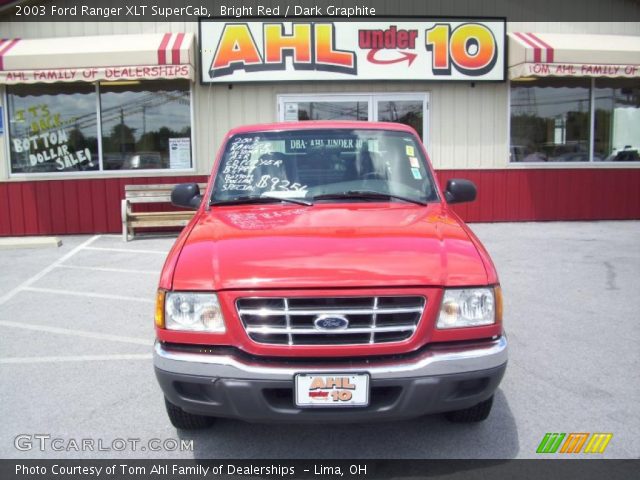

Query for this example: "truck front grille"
[236,296,426,345]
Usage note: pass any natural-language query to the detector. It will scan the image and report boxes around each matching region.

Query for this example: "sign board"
[283,103,299,121]
[509,63,640,79]
[169,137,191,169]
[199,19,505,83]
[0,65,193,85]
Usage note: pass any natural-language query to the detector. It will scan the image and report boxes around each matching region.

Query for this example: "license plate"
[295,373,369,407]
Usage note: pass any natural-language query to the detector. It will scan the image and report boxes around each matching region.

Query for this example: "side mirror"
[444,178,477,204]
[171,183,202,209]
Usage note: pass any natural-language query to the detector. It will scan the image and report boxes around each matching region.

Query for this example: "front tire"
[444,396,494,423]
[164,398,215,430]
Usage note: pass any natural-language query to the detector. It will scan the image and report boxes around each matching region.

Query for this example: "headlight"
[437,287,500,329]
[164,292,226,332]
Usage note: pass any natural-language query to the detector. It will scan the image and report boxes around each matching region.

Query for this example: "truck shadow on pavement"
[176,389,518,459]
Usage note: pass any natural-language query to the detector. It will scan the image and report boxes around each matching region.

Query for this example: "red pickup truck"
[154,121,507,429]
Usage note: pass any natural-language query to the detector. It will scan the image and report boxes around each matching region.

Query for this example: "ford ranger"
[154,121,507,429]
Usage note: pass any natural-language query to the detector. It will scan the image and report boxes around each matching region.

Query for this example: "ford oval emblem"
[314,315,349,330]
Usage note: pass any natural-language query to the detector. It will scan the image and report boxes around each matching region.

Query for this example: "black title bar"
[1,0,639,22]
[2,459,640,480]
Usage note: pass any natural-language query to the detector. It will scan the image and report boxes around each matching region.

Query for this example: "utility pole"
[120,108,125,157]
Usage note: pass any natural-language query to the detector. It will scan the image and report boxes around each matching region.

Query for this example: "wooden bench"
[121,183,207,241]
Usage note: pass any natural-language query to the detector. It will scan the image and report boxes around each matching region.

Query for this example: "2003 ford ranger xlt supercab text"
[153,121,507,429]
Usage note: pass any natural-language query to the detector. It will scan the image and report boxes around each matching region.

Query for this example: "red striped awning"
[508,32,640,79]
[0,33,194,84]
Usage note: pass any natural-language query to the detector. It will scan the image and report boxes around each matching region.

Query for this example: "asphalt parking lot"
[0,222,638,459]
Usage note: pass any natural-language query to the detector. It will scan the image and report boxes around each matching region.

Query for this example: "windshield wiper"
[210,195,313,206]
[312,190,427,206]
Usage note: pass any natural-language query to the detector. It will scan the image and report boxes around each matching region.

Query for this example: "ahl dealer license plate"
[295,373,369,407]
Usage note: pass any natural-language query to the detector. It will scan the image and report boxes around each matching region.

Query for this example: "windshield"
[211,129,439,204]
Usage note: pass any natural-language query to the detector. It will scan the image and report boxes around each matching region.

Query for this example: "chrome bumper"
[153,336,508,381]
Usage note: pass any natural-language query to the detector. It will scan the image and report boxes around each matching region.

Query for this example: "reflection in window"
[377,100,424,139]
[594,79,640,162]
[285,101,368,121]
[7,83,99,173]
[510,78,591,162]
[281,95,427,141]
[100,80,191,170]
[212,129,437,203]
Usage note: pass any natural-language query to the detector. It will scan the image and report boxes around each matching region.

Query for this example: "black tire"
[164,397,215,430]
[444,396,494,423]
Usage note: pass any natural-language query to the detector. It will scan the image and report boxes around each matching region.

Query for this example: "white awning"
[0,33,195,84]
[508,32,640,80]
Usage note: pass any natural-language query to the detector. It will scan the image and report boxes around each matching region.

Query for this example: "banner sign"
[510,63,640,79]
[0,65,193,85]
[199,19,506,83]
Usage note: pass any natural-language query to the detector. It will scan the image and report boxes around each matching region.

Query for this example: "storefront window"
[510,77,640,162]
[7,83,99,173]
[510,78,591,162]
[594,79,640,162]
[6,80,192,175]
[100,80,191,170]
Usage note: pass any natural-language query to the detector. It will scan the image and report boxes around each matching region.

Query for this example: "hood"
[171,203,489,291]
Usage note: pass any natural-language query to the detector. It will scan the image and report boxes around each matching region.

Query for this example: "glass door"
[279,94,370,122]
[278,93,429,143]
[373,94,428,141]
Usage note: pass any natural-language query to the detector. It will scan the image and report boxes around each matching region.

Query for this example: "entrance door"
[280,94,370,122]
[278,93,429,142]
[373,94,428,140]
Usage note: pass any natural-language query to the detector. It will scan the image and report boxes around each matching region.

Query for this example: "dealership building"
[0,1,639,236]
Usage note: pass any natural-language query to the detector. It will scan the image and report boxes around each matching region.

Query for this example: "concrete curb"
[0,237,62,250]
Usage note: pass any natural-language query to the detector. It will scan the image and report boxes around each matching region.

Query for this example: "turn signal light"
[155,290,166,328]
[495,285,503,325]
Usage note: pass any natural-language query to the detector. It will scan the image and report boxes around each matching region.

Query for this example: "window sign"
[283,136,375,153]
[7,83,99,173]
[6,80,192,174]
[283,103,299,122]
[200,19,506,83]
[169,137,192,169]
